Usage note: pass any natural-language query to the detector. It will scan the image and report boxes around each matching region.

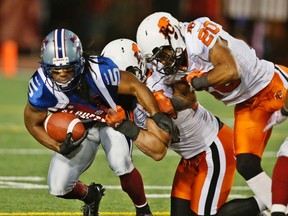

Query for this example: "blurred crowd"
[0,0,288,70]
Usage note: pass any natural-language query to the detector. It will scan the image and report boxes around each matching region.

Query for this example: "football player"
[102,38,238,216]
[264,89,288,216]
[24,29,177,216]
[136,12,288,215]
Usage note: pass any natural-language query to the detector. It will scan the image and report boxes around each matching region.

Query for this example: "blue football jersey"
[27,56,120,119]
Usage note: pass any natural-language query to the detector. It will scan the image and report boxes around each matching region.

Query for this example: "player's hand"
[105,105,127,127]
[60,131,88,156]
[263,110,288,132]
[153,90,176,118]
[151,112,180,143]
[185,70,205,84]
[114,120,140,141]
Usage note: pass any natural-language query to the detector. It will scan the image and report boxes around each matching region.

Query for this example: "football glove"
[151,112,180,143]
[114,120,140,141]
[263,108,288,132]
[60,131,88,156]
[153,90,176,118]
[185,70,204,83]
[185,70,209,91]
[105,105,127,127]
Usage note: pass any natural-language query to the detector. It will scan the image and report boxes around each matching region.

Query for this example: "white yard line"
[0,175,251,199]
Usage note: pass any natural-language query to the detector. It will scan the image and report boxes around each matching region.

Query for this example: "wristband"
[191,76,209,91]
[115,120,140,141]
[281,106,288,116]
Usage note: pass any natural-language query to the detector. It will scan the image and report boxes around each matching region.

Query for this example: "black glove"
[60,131,88,156]
[114,120,140,141]
[151,112,180,143]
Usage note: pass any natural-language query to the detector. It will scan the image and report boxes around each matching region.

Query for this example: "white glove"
[263,109,287,132]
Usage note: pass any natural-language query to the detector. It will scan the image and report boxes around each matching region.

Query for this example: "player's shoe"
[81,183,106,216]
[136,203,153,216]
[136,213,153,216]
[258,210,271,216]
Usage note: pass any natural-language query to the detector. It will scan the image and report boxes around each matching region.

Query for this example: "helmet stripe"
[54,28,67,59]
[61,29,67,58]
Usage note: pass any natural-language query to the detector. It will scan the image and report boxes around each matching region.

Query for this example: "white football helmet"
[40,28,85,92]
[101,38,147,82]
[136,12,185,55]
[136,12,185,76]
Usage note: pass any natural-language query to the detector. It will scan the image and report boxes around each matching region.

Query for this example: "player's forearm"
[119,71,160,116]
[207,38,241,86]
[134,130,168,161]
[207,63,240,86]
[27,124,60,152]
[136,86,160,116]
[24,103,60,152]
[114,118,170,160]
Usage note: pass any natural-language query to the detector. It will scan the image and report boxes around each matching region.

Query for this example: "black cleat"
[136,203,153,216]
[81,183,105,216]
[136,213,153,216]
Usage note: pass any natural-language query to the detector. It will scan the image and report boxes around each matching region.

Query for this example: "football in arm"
[44,112,85,142]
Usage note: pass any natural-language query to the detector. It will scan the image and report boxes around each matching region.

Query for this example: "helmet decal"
[132,43,142,66]
[69,33,82,54]
[40,37,49,59]
[132,42,140,53]
[158,16,179,45]
[158,17,175,37]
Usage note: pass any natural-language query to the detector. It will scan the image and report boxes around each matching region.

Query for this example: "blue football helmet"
[40,28,85,92]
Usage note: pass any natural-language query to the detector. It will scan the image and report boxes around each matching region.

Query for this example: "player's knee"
[49,185,68,196]
[109,159,134,176]
[236,153,263,180]
[48,180,72,196]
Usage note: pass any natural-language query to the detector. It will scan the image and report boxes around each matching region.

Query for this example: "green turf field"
[0,71,287,215]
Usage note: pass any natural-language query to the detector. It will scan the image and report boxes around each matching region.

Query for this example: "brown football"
[44,112,85,142]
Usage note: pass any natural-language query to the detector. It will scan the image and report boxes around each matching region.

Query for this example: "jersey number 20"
[198,21,220,47]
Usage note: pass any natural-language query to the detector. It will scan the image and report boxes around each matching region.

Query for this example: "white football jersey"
[134,70,220,159]
[169,104,219,159]
[181,17,275,106]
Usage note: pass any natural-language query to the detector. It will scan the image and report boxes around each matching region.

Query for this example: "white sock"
[135,201,148,208]
[254,195,267,212]
[246,171,272,210]
[271,204,286,213]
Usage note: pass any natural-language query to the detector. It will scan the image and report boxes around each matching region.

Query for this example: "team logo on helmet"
[69,34,82,53]
[132,43,143,65]
[40,37,49,58]
[158,16,179,42]
[69,34,81,46]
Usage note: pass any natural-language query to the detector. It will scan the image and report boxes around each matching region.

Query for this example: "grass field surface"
[0,71,287,215]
